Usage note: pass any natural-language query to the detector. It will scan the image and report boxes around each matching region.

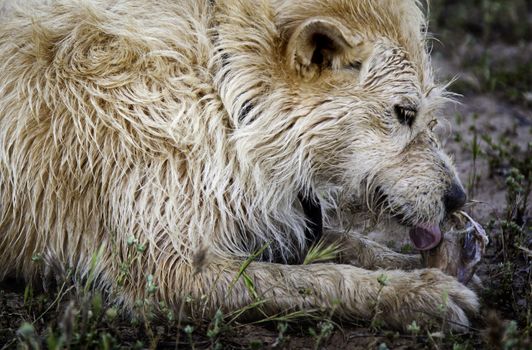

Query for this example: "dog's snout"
[443,181,467,214]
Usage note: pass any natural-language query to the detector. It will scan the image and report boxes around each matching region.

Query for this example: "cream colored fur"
[0,0,478,330]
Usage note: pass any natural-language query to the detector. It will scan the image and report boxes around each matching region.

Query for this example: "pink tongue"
[409,224,442,250]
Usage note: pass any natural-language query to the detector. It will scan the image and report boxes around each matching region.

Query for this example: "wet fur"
[0,0,477,330]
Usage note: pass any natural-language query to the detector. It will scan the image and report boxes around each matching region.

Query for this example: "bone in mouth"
[421,211,489,284]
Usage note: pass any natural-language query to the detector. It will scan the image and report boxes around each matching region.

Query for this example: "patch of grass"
[429,0,530,44]
[429,0,531,106]
[450,93,531,347]
[468,53,530,106]
[479,137,531,345]
[4,240,352,349]
[303,238,343,265]
[308,320,334,350]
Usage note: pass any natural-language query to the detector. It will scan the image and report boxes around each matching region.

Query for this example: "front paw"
[379,269,479,331]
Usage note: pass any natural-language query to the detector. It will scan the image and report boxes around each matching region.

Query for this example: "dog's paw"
[379,268,479,331]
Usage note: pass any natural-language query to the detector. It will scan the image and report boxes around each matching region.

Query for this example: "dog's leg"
[320,230,422,270]
[177,262,477,331]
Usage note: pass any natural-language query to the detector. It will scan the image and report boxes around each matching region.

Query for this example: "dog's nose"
[443,181,467,214]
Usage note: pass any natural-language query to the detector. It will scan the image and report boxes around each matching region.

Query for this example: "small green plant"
[228,242,270,298]
[207,309,225,348]
[370,273,390,330]
[502,321,520,350]
[378,343,390,350]
[309,320,334,350]
[406,320,420,335]
[249,339,263,349]
[183,324,195,350]
[117,236,148,287]
[17,322,40,350]
[272,322,288,348]
[452,342,469,350]
[400,243,414,254]
[438,289,450,332]
[303,239,342,265]
[23,284,34,310]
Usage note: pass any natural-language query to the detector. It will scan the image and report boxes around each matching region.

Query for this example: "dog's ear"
[286,17,358,79]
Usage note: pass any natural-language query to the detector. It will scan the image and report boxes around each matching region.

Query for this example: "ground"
[1,1,530,349]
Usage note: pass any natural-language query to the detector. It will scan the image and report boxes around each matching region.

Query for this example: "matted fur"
[0,0,477,330]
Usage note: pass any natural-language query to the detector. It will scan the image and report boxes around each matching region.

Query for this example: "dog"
[0,0,477,330]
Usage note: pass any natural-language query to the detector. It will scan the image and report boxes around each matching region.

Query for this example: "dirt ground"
[1,1,531,349]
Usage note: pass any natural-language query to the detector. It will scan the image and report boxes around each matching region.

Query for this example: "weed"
[308,320,334,350]
[473,115,531,343]
[303,238,343,265]
[467,121,481,196]
[400,243,414,254]
[207,309,224,349]
[378,343,390,350]
[407,321,420,335]
[370,273,389,330]
[183,325,195,350]
[16,323,40,350]
[272,322,288,348]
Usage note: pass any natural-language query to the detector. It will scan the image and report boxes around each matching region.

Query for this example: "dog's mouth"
[394,212,442,251]
[374,187,443,251]
[408,224,442,251]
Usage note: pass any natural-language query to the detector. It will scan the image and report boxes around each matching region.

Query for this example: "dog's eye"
[345,61,361,70]
[394,105,417,127]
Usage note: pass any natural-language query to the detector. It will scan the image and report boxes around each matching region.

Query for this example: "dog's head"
[221,0,466,250]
